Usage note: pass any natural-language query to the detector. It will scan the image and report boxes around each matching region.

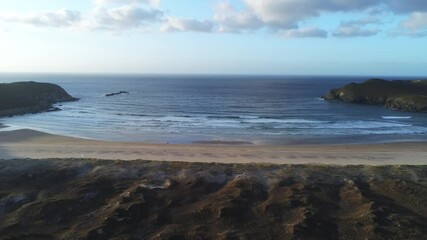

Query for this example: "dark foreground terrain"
[0,159,426,240]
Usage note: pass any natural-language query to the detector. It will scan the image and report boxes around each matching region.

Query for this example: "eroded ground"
[0,159,426,240]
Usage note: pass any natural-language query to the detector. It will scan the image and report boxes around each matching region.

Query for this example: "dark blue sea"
[1,74,426,144]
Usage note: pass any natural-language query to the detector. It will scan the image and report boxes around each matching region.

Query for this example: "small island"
[0,81,79,117]
[323,79,427,112]
[105,91,129,97]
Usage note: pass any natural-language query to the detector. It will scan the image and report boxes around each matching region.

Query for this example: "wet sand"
[0,129,426,165]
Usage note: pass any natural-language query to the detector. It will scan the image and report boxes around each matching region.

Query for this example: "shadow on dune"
[0,130,15,160]
[0,129,50,160]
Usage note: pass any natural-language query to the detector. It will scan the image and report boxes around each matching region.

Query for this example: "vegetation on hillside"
[0,81,78,117]
[0,159,426,239]
[323,79,427,112]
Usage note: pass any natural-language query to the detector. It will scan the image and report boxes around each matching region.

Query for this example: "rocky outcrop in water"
[105,91,129,97]
[323,79,427,112]
[0,81,79,117]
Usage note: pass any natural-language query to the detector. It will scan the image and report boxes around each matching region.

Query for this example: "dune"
[0,159,426,239]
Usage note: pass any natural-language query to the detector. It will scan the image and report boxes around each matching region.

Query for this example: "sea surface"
[1,74,426,144]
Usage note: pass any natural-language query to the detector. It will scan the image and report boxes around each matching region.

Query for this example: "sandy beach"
[0,128,426,165]
[1,129,426,239]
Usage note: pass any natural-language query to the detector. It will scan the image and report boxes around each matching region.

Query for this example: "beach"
[2,0,427,237]
[1,129,427,165]
[0,129,426,239]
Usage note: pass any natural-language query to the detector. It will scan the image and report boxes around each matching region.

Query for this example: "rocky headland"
[0,159,426,240]
[323,79,427,112]
[0,81,78,117]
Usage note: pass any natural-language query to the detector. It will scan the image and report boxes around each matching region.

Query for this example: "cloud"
[161,17,213,32]
[331,16,381,38]
[1,0,427,38]
[401,12,427,30]
[214,1,262,33]
[333,25,380,37]
[0,9,81,28]
[92,5,162,31]
[386,0,427,14]
[211,0,387,37]
[94,0,160,7]
[0,4,162,33]
[280,27,327,38]
[340,17,381,27]
[398,12,427,37]
[242,0,381,29]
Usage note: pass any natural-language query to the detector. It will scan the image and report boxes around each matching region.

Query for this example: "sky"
[0,0,426,76]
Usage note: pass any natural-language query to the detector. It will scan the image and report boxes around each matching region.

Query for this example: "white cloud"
[161,17,213,32]
[333,25,380,37]
[401,12,427,30]
[340,17,381,27]
[0,9,81,28]
[211,0,386,37]
[214,1,261,33]
[92,5,162,31]
[242,0,381,29]
[94,0,160,7]
[0,4,162,33]
[280,27,327,38]
[1,0,427,38]
[398,12,427,37]
[331,17,381,38]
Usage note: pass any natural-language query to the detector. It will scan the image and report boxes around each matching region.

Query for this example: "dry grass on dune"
[0,159,426,240]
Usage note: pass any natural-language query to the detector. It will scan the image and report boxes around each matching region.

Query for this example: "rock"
[47,107,61,112]
[0,81,79,117]
[322,79,427,112]
[105,91,129,97]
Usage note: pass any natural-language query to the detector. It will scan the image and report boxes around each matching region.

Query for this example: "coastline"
[1,128,426,165]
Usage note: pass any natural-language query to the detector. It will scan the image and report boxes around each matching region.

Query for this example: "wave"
[382,116,412,120]
[207,115,241,119]
[314,120,412,129]
[243,118,324,124]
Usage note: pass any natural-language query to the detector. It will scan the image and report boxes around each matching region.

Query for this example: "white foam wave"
[382,116,412,120]
[243,118,324,124]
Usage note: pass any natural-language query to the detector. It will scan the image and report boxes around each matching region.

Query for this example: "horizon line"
[0,71,426,78]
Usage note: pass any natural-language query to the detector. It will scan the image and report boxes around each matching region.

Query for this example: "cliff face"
[323,79,427,112]
[0,81,78,117]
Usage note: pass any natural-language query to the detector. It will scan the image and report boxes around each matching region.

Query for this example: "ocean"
[1,74,426,144]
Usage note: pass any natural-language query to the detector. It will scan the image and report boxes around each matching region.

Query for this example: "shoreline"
[2,123,427,146]
[0,128,426,165]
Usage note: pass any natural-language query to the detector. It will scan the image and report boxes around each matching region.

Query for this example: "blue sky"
[0,0,426,76]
